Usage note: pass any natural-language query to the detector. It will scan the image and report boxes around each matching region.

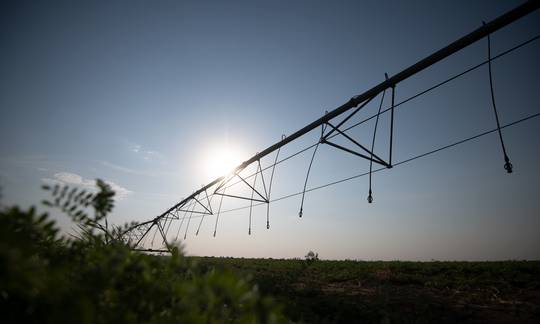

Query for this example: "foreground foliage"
[0,181,285,324]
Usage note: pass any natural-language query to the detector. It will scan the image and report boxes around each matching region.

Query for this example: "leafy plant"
[0,180,286,323]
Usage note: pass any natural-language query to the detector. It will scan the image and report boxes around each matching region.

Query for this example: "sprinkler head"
[504,161,513,174]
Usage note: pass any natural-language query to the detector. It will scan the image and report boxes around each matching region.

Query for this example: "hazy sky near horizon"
[1,0,539,260]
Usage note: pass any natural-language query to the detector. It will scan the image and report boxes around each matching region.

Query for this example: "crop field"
[193,257,540,323]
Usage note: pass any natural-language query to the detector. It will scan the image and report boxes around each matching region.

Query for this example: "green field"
[193,257,540,323]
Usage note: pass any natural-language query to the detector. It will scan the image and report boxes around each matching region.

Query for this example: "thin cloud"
[100,161,141,175]
[55,172,95,187]
[126,141,165,162]
[141,150,165,161]
[99,160,180,178]
[42,172,132,200]
[130,144,141,153]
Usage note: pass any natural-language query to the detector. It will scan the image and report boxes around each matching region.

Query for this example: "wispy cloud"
[42,172,132,200]
[99,160,180,178]
[127,142,165,162]
[54,172,95,186]
[129,143,141,153]
[141,150,164,161]
[100,161,141,175]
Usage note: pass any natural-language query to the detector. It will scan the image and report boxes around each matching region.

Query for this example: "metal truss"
[123,1,539,253]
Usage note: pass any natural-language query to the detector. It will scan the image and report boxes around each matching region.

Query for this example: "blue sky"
[1,0,539,260]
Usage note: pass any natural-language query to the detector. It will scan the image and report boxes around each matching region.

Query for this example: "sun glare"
[204,145,245,180]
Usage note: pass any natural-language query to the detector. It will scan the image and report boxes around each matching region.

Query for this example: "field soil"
[193,258,540,323]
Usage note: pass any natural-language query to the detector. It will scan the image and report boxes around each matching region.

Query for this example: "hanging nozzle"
[298,208,303,218]
[504,156,513,174]
[367,190,373,204]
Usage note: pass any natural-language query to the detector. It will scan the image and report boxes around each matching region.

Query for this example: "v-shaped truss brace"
[320,92,394,169]
[176,189,214,215]
[212,159,272,235]
[213,160,270,204]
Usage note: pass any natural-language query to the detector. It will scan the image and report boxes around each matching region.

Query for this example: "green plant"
[0,180,286,323]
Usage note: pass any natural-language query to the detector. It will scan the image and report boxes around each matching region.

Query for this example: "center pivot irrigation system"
[124,1,540,253]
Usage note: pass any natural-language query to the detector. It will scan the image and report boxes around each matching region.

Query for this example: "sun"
[204,145,245,180]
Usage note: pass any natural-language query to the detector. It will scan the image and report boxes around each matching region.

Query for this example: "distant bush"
[0,181,285,324]
[305,251,319,264]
